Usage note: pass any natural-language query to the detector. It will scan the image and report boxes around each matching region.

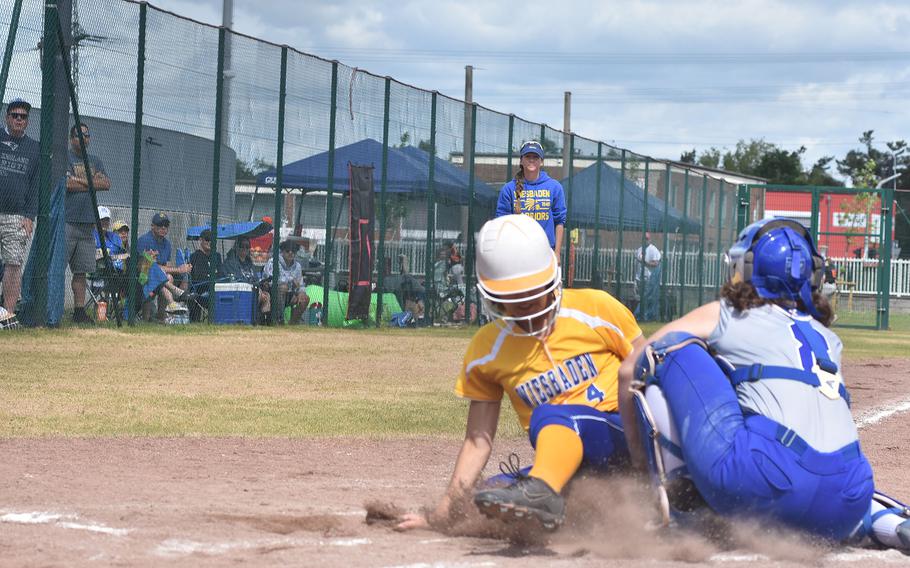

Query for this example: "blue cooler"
[213,282,254,324]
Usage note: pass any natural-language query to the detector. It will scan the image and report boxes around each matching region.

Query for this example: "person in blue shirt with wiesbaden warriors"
[496,140,567,254]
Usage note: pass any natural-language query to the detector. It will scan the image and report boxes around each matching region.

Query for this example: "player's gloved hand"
[394,512,429,531]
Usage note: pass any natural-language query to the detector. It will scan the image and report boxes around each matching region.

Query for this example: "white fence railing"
[315,241,910,298]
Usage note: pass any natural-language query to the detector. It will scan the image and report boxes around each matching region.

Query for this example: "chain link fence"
[0,0,750,327]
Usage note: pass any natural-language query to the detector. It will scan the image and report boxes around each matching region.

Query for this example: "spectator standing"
[634,232,662,322]
[0,99,39,318]
[263,239,308,324]
[65,122,111,323]
[495,140,567,255]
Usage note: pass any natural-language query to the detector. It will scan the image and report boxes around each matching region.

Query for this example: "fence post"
[422,91,438,326]
[126,2,146,325]
[320,61,339,321]
[678,169,690,315]
[736,184,750,233]
[206,27,226,320]
[465,103,478,324]
[29,0,61,325]
[880,187,894,330]
[269,45,288,325]
[638,159,650,313]
[662,162,670,319]
[615,149,627,299]
[564,133,575,284]
[592,142,603,289]
[715,180,725,295]
[376,76,390,327]
[698,175,708,305]
[506,114,515,182]
[0,0,24,104]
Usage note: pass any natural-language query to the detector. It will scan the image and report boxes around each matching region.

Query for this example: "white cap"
[97,205,111,220]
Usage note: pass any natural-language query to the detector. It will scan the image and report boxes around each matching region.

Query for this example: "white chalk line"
[710,548,910,563]
[154,536,371,557]
[382,563,496,568]
[0,510,131,536]
[855,398,910,429]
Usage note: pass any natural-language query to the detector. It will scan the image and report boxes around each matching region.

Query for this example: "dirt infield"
[1,359,909,567]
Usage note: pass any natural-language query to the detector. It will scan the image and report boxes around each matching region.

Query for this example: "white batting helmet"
[476,214,562,337]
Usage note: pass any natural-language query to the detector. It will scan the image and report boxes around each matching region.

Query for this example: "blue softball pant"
[657,343,874,540]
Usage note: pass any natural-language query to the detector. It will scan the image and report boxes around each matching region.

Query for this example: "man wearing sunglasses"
[0,98,40,321]
[65,122,111,323]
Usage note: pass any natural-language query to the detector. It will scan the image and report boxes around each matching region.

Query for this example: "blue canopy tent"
[186,221,272,241]
[255,138,497,205]
[561,161,701,233]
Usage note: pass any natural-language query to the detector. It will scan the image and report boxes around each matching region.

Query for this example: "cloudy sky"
[105,1,910,175]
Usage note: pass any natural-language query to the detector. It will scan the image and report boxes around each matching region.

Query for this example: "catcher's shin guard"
[632,332,714,526]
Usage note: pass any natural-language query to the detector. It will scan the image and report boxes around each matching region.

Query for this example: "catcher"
[397,214,643,531]
[618,217,910,549]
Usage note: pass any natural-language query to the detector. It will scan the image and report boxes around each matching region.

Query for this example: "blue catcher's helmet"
[726,217,824,316]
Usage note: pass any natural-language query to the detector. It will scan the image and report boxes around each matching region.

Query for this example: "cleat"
[898,519,910,550]
[474,475,565,531]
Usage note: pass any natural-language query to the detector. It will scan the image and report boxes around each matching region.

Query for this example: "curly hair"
[720,280,834,327]
[512,165,525,215]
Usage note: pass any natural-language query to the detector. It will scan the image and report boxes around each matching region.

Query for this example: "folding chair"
[84,263,126,323]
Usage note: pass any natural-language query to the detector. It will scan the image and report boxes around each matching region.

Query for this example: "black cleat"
[474,475,565,531]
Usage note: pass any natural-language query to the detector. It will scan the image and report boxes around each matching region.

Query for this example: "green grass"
[0,322,906,438]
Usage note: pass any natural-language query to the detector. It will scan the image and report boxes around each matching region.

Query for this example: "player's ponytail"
[513,165,525,215]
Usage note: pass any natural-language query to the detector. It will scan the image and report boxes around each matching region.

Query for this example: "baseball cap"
[6,98,31,114]
[262,215,273,225]
[520,140,544,159]
[113,220,129,232]
[199,229,213,241]
[97,205,111,220]
[151,212,170,227]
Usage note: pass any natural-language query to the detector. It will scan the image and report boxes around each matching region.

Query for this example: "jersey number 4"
[586,383,605,403]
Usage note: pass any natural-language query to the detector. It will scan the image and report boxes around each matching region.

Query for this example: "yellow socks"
[529,425,583,494]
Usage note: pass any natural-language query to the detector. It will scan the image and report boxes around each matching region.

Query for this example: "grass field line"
[0,510,131,536]
[855,398,910,429]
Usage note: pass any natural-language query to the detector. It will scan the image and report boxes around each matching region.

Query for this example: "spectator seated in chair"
[393,254,425,321]
[223,236,271,320]
[262,240,309,324]
[187,229,224,321]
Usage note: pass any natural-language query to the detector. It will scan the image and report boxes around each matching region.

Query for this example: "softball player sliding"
[397,214,644,531]
[619,218,910,548]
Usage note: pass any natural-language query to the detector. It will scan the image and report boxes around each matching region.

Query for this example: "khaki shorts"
[66,222,96,274]
[0,214,29,265]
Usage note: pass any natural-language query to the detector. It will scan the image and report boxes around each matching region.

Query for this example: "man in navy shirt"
[0,98,39,319]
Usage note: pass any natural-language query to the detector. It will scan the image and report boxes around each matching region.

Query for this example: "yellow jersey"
[455,288,642,431]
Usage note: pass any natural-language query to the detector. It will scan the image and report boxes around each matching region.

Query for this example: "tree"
[722,139,776,174]
[235,157,275,182]
[806,157,842,186]
[679,149,696,164]
[753,147,806,184]
[697,147,722,169]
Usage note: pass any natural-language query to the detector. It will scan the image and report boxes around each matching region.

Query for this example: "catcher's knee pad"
[633,331,711,386]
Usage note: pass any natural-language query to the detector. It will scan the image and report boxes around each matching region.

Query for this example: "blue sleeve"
[496,182,515,218]
[551,182,567,226]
